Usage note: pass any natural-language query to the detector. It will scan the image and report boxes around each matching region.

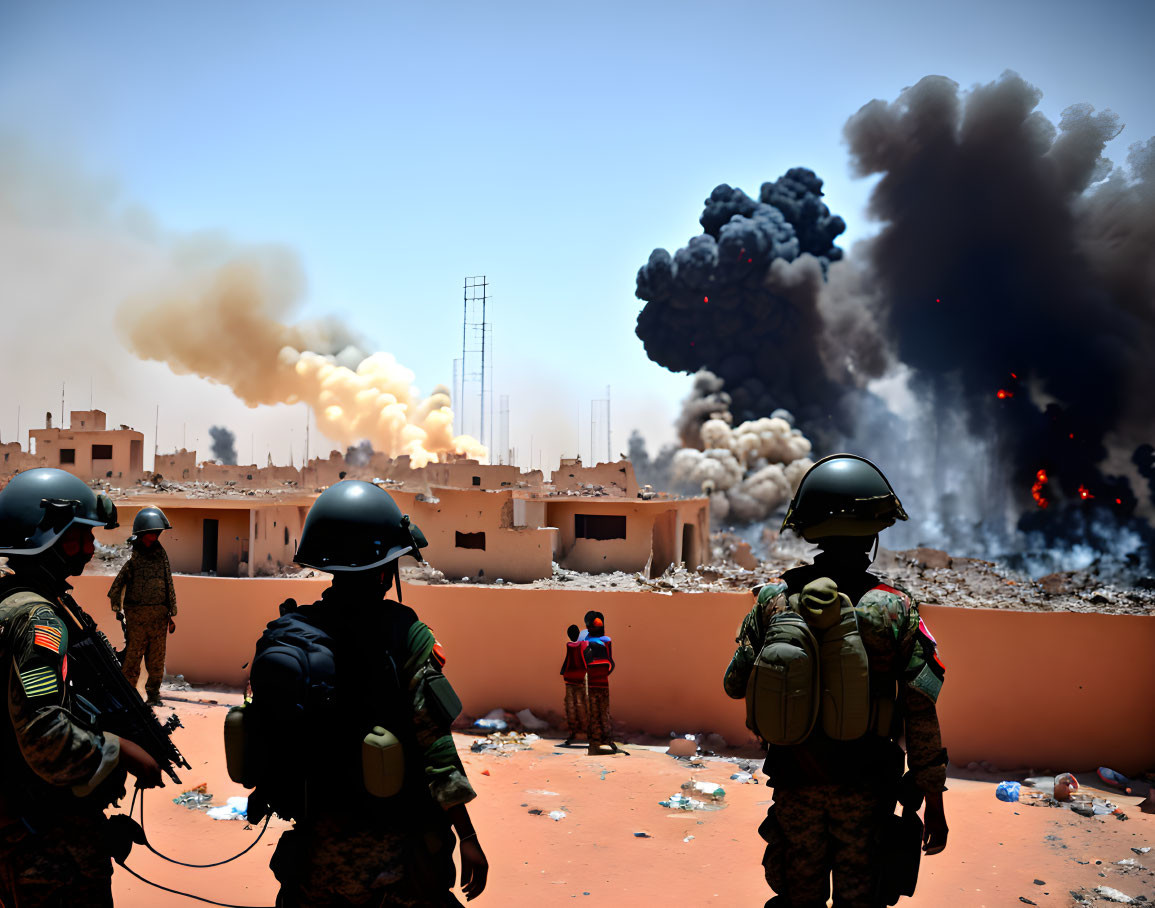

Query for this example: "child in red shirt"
[560,624,588,746]
[584,617,624,755]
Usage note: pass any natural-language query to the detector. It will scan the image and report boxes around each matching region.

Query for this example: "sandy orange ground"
[111,689,1155,907]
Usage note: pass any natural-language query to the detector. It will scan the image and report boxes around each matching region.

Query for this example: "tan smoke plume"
[117,251,486,467]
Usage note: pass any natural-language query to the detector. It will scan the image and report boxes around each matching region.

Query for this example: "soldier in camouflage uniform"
[260,481,487,907]
[108,506,177,706]
[724,455,948,908]
[0,469,164,906]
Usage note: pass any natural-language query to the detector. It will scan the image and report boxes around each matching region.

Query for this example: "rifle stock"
[59,594,190,784]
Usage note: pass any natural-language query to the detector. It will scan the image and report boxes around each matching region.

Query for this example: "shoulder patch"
[432,641,447,667]
[19,665,60,698]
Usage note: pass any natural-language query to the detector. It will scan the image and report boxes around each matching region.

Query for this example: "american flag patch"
[19,666,59,698]
[32,624,63,654]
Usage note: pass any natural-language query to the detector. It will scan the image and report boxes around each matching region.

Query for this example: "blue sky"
[1,0,1151,468]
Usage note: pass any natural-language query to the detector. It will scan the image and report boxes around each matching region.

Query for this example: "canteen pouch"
[362,726,405,798]
[224,705,251,785]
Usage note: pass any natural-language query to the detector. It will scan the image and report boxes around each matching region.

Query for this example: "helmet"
[131,506,172,540]
[294,480,427,572]
[780,453,907,541]
[0,468,118,555]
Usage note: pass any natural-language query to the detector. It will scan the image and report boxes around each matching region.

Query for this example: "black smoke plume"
[345,440,374,467]
[635,72,1155,566]
[843,72,1154,558]
[635,169,849,435]
[208,425,237,465]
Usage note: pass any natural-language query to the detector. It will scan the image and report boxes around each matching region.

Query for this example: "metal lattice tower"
[460,277,493,452]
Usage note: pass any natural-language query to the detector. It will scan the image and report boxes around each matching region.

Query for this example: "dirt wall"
[69,576,1155,774]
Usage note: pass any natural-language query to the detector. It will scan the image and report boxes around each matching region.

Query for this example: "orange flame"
[996,389,1013,399]
[1031,469,1049,509]
[1078,485,1094,500]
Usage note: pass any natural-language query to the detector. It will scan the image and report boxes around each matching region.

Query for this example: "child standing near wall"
[584,617,625,755]
[560,624,588,746]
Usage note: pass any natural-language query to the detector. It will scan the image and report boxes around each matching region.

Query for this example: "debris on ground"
[206,796,248,820]
[516,708,550,731]
[162,673,193,691]
[1094,885,1137,903]
[667,736,697,757]
[469,732,540,754]
[1098,767,1136,794]
[173,784,213,810]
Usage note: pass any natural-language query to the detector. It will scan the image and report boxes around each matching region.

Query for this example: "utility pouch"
[425,674,463,727]
[362,726,405,798]
[745,611,819,745]
[878,809,923,904]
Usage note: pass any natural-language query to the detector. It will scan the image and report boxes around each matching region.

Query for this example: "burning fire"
[996,389,1013,399]
[1078,485,1094,500]
[1031,468,1049,509]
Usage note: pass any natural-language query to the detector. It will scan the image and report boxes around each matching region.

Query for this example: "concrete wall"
[101,505,251,576]
[390,488,555,583]
[68,575,1155,774]
[250,505,308,575]
[30,426,144,480]
[544,498,709,575]
[550,460,639,497]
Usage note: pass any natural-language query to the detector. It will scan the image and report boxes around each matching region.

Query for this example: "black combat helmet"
[294,480,427,572]
[130,506,172,540]
[0,468,119,555]
[781,454,908,542]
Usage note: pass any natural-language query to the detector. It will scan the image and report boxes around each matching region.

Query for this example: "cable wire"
[115,859,274,908]
[138,789,271,868]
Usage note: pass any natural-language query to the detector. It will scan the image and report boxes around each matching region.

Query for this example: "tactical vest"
[745,577,877,746]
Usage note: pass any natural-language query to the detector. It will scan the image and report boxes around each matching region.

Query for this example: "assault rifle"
[58,593,190,785]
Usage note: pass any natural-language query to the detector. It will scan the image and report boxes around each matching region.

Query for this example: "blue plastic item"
[995,781,1021,802]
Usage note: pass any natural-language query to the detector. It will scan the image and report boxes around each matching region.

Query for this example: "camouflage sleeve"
[405,622,476,810]
[107,560,131,612]
[898,605,948,793]
[723,581,788,700]
[7,604,109,787]
[163,552,177,617]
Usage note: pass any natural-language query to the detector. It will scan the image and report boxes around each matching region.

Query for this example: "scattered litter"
[1019,898,1037,905]
[1132,847,1151,855]
[1054,772,1079,801]
[1094,886,1135,903]
[658,793,727,811]
[1034,879,1046,885]
[206,796,248,821]
[162,673,193,692]
[470,732,538,754]
[1097,767,1134,794]
[730,772,755,784]
[682,780,725,801]
[633,831,651,838]
[473,718,508,731]
[1117,859,1139,867]
[600,770,614,781]
[667,737,697,757]
[526,790,558,796]
[173,784,213,810]
[683,835,695,843]
[481,770,490,776]
[516,708,550,731]
[547,810,567,822]
[996,781,1021,802]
